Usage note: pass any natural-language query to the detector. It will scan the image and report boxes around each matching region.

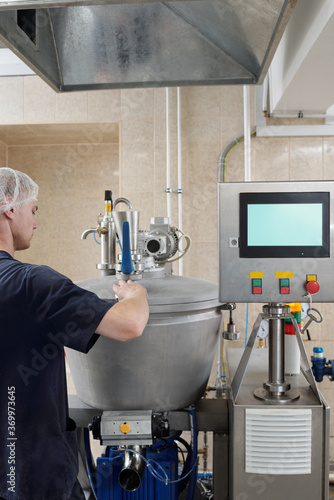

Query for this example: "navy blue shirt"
[0,251,113,500]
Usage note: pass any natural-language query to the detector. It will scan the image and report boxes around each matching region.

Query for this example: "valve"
[311,347,334,382]
[223,308,240,341]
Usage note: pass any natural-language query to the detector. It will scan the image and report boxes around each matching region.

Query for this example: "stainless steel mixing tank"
[65,274,221,411]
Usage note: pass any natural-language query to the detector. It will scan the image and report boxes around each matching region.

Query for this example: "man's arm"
[95,280,149,341]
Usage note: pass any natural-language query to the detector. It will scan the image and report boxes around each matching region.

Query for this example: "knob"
[120,422,131,434]
[306,280,320,294]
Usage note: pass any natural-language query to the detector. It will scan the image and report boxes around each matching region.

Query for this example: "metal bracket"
[231,308,322,403]
[219,302,236,311]
[231,312,263,401]
[164,188,185,194]
[290,314,322,400]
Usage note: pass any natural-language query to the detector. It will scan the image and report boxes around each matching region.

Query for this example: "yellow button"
[306,274,317,282]
[120,422,131,434]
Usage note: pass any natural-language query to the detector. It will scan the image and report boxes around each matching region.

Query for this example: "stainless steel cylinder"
[113,210,140,252]
[99,218,116,276]
[269,317,285,385]
[263,304,291,395]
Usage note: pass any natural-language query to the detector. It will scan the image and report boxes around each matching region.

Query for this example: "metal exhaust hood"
[0,0,296,92]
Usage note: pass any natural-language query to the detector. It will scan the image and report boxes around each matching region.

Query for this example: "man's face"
[12,200,38,251]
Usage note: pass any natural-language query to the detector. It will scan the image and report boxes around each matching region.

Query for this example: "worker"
[0,168,149,500]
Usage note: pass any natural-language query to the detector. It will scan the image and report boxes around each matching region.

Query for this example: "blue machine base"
[96,445,179,500]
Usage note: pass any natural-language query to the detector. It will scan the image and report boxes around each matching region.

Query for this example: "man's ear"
[3,208,15,220]
[2,197,15,220]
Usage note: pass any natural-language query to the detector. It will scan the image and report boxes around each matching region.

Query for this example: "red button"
[306,281,320,294]
[280,287,290,294]
[253,287,262,294]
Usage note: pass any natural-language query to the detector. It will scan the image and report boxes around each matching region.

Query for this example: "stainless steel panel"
[227,348,320,407]
[219,181,334,303]
[49,4,253,89]
[0,0,295,91]
[227,348,329,500]
[232,405,326,499]
[213,432,229,500]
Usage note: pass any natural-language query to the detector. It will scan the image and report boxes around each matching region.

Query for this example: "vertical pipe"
[243,85,251,182]
[166,88,171,221]
[217,311,224,380]
[268,318,285,386]
[177,87,183,276]
[262,72,269,116]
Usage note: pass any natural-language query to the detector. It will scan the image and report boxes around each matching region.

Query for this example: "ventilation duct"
[0,0,296,92]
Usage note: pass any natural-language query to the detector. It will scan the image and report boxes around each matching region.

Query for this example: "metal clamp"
[219,302,236,311]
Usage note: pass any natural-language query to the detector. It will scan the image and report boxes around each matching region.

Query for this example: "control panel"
[218,181,334,303]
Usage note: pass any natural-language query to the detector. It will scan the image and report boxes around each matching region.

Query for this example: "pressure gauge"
[301,303,310,320]
[258,319,269,339]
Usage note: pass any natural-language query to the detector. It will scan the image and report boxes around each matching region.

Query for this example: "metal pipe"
[81,228,96,240]
[217,311,224,381]
[113,197,132,209]
[262,72,269,115]
[268,112,332,119]
[268,317,285,387]
[119,446,146,492]
[177,86,183,276]
[166,87,171,221]
[243,85,251,182]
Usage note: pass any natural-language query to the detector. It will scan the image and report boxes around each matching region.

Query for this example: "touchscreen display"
[240,192,329,258]
[247,203,323,247]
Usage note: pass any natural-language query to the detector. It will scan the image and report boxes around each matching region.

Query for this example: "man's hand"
[96,279,149,341]
[113,279,147,302]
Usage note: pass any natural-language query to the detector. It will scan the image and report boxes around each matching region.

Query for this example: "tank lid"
[76,275,220,312]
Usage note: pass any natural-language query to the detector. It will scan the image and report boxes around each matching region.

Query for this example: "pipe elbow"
[114,197,132,210]
[81,228,96,240]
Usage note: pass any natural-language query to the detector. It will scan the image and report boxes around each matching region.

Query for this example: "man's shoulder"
[25,263,71,287]
[0,256,71,289]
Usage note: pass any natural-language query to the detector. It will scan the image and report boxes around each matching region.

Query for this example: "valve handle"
[121,221,134,275]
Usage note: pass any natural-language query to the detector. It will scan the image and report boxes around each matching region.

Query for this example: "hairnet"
[0,168,39,214]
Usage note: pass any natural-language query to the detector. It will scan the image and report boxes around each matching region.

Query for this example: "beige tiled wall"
[0,140,6,166]
[8,142,120,281]
[2,75,334,455]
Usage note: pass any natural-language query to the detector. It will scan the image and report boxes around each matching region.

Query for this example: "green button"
[252,279,262,287]
[280,278,289,287]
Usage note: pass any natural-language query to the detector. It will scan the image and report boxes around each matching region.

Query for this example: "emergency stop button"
[306,275,320,295]
[120,422,131,434]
